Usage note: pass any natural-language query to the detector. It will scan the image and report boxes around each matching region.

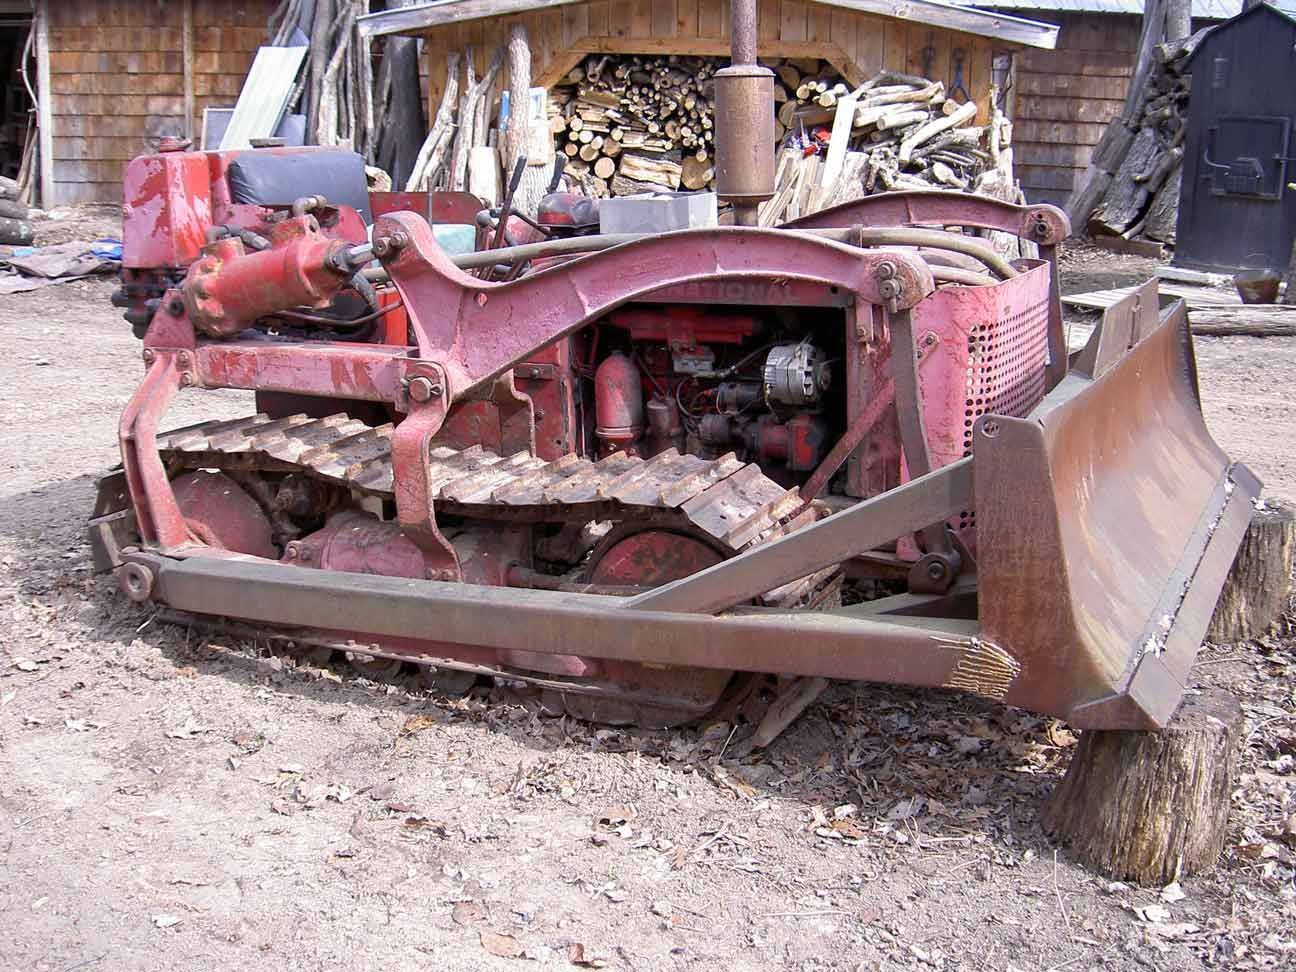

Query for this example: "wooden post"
[34,0,54,209]
[1044,689,1244,886]
[182,0,195,143]
[1207,499,1296,642]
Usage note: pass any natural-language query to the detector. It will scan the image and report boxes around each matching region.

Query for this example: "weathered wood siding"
[1011,12,1140,206]
[47,0,274,204]
[421,0,1003,129]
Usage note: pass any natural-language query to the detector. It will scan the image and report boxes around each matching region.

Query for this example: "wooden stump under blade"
[1207,498,1295,643]
[1044,689,1243,886]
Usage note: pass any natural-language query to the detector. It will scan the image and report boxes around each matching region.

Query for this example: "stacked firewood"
[550,56,999,203]
[1085,32,1194,243]
[761,72,1004,225]
[550,54,721,196]
[1066,0,1196,246]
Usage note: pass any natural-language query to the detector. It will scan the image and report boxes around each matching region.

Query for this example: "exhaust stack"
[713,0,775,225]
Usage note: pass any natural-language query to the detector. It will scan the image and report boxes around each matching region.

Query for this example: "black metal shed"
[1175,3,1296,272]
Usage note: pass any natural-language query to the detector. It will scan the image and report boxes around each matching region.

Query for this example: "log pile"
[550,57,1008,211]
[1066,0,1196,247]
[1087,31,1196,243]
[761,74,1011,226]
[548,54,727,197]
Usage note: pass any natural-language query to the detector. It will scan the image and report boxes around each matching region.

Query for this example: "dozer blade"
[974,293,1260,730]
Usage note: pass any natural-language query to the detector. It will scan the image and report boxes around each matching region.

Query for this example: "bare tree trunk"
[1045,689,1243,886]
[503,24,531,174]
[305,0,335,145]
[405,51,461,191]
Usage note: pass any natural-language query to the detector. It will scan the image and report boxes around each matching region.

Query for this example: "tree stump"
[1208,498,1296,643]
[1044,689,1243,885]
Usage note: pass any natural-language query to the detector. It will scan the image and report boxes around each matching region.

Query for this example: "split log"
[898,101,977,162]
[1187,309,1296,336]
[405,51,461,190]
[1044,688,1244,885]
[680,155,713,190]
[618,152,682,190]
[1142,167,1181,244]
[1207,499,1296,642]
[1091,127,1161,235]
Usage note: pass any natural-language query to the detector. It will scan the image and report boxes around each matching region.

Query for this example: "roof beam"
[358,0,585,37]
[359,0,1059,48]
[814,0,1058,48]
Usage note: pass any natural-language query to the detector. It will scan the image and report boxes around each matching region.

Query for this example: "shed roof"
[357,0,1060,49]
[969,0,1296,19]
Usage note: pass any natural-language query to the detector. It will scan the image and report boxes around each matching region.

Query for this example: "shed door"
[1204,115,1290,199]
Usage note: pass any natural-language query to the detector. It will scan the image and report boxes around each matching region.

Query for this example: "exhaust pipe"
[713,0,775,225]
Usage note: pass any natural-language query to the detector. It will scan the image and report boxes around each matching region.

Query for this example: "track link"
[157,412,806,552]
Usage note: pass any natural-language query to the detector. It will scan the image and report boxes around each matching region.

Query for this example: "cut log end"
[1207,498,1296,643]
[1045,688,1244,886]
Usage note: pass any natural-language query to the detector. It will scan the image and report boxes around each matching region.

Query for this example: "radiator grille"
[957,298,1049,532]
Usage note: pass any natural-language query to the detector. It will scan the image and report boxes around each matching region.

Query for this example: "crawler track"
[156,412,807,551]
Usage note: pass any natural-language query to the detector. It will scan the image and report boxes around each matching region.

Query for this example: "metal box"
[598,192,718,235]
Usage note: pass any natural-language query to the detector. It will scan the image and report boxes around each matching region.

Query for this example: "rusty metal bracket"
[389,360,461,580]
[888,307,960,591]
[627,457,974,615]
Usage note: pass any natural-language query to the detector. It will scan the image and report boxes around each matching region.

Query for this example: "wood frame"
[182,0,195,142]
[361,0,1058,49]
[34,0,52,208]
[536,35,860,86]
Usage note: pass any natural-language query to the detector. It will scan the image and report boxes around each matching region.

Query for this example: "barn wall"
[420,0,1005,130]
[1009,12,1140,206]
[46,0,274,204]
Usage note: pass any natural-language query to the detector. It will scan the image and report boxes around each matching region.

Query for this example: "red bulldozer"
[92,1,1258,737]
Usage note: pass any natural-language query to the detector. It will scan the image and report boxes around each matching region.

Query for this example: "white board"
[219,45,308,151]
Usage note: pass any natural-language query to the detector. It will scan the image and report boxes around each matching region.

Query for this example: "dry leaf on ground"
[479,930,524,958]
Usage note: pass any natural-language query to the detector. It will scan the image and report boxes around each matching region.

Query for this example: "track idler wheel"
[171,471,276,558]
[345,651,405,683]
[416,666,478,697]
[546,528,736,729]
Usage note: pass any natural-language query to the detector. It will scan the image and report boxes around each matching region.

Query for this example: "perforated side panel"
[957,297,1050,531]
[962,298,1049,456]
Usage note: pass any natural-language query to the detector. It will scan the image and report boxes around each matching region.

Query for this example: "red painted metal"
[369,190,485,224]
[782,190,1070,246]
[172,471,276,558]
[594,351,645,455]
[608,306,756,346]
[123,146,368,272]
[182,216,355,338]
[377,210,935,397]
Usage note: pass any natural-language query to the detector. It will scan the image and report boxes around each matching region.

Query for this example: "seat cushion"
[227,149,372,223]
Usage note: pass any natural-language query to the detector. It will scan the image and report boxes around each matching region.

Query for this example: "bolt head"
[407,375,435,402]
[142,349,155,363]
[179,373,194,387]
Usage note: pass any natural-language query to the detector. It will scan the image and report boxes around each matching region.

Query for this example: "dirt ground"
[1,227,1294,972]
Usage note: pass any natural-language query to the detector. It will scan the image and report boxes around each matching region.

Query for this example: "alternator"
[763,341,830,406]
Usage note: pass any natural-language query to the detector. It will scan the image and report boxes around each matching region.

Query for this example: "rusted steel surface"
[153,412,801,553]
[627,458,974,615]
[975,301,1262,729]
[127,550,981,692]
[783,191,1071,247]
[369,190,483,224]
